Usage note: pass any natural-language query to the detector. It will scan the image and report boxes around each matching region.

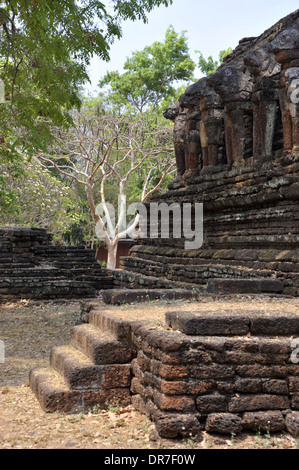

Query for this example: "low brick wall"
[129,311,299,438]
[0,227,113,299]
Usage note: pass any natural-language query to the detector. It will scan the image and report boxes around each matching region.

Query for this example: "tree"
[0,157,80,238]
[98,26,196,112]
[196,47,233,76]
[38,108,175,268]
[0,0,173,159]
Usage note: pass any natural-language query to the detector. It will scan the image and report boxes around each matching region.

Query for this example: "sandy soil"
[0,296,299,450]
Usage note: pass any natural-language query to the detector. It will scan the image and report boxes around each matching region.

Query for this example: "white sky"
[85,0,299,95]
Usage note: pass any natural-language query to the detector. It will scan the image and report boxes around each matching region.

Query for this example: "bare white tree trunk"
[37,111,176,273]
[106,243,118,270]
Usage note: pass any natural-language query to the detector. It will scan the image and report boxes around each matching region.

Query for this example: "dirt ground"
[0,295,299,450]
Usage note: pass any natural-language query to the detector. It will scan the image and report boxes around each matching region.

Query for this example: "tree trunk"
[106,243,118,270]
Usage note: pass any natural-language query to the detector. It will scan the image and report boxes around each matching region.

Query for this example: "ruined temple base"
[119,154,299,297]
[29,299,299,439]
[0,227,113,301]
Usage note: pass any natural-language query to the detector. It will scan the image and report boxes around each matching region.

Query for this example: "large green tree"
[196,47,233,76]
[98,26,196,112]
[0,157,80,237]
[0,0,173,158]
[0,0,173,214]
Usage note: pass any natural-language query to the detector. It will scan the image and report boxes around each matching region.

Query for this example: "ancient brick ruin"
[30,303,299,438]
[0,227,113,300]
[27,9,299,438]
[118,10,299,297]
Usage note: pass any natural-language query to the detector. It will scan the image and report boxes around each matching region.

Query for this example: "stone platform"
[30,302,299,438]
[120,156,299,297]
[0,227,113,300]
[119,9,299,297]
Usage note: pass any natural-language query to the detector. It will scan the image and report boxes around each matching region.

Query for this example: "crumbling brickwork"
[0,227,113,299]
[120,10,299,296]
[130,311,299,438]
[30,305,299,438]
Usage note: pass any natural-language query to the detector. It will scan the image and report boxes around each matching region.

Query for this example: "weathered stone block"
[190,364,235,380]
[228,394,289,412]
[205,413,243,434]
[160,379,215,396]
[207,278,283,294]
[286,412,299,436]
[82,388,131,410]
[154,347,212,365]
[153,362,189,380]
[102,289,194,305]
[242,411,285,432]
[235,378,262,393]
[289,377,299,394]
[250,317,299,336]
[196,394,228,414]
[291,394,299,409]
[261,379,288,395]
[236,365,288,378]
[101,364,132,389]
[29,366,82,414]
[153,391,195,412]
[167,311,249,336]
[216,381,235,394]
[154,412,202,438]
[70,324,134,365]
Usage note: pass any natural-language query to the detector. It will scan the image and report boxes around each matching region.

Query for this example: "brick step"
[50,259,100,266]
[0,279,98,298]
[0,269,109,282]
[0,259,32,267]
[121,257,263,280]
[0,278,97,288]
[130,245,299,262]
[29,366,83,413]
[29,365,131,414]
[0,267,62,278]
[0,242,13,253]
[127,250,299,271]
[70,324,135,365]
[111,267,177,289]
[29,312,135,413]
[120,255,165,270]
[122,256,299,281]
[88,309,133,341]
[101,288,197,305]
[50,344,131,391]
[128,249,299,273]
[66,272,111,281]
[207,278,284,295]
[166,311,299,337]
[32,245,94,254]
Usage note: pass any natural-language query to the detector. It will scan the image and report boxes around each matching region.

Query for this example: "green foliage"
[196,47,233,76]
[0,174,18,213]
[98,26,196,112]
[37,102,175,253]
[0,0,173,158]
[0,158,80,238]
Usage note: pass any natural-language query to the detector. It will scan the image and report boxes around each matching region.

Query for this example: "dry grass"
[0,296,299,450]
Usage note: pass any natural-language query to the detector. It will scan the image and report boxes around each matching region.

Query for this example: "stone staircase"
[29,307,136,413]
[30,303,299,438]
[0,227,113,300]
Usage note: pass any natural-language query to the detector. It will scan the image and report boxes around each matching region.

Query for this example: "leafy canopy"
[196,47,233,76]
[0,0,173,158]
[98,26,196,112]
